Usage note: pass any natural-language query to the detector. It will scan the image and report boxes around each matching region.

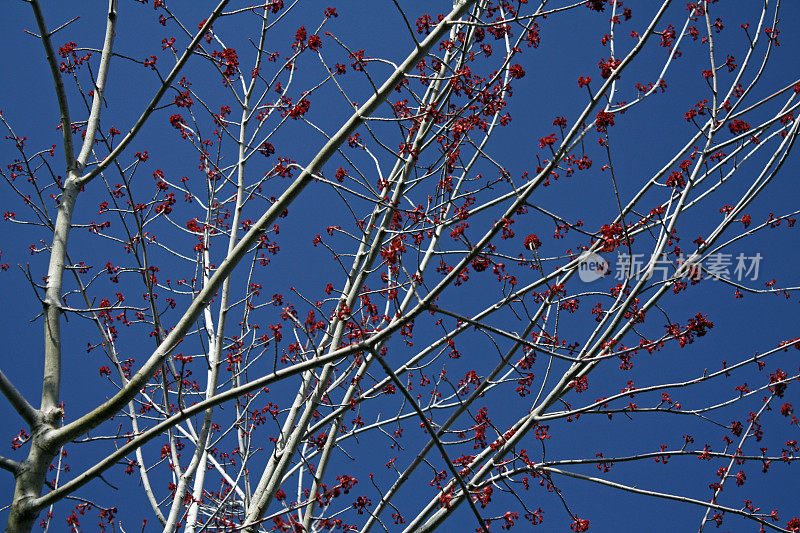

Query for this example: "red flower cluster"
[728,119,751,134]
[586,0,605,11]
[524,233,541,250]
[538,133,557,148]
[288,98,310,119]
[598,57,622,79]
[595,110,615,132]
[212,48,239,77]
[509,64,526,79]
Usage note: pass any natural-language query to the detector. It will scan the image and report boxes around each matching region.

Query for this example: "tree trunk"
[6,419,59,533]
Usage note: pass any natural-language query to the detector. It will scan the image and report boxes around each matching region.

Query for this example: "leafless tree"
[1,0,799,531]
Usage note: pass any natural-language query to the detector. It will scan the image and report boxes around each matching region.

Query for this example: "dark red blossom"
[258,142,275,157]
[288,98,310,119]
[595,110,615,132]
[666,171,686,189]
[308,34,322,51]
[586,0,605,11]
[212,48,239,77]
[524,234,541,250]
[472,255,491,272]
[598,57,622,79]
[509,64,526,79]
[571,517,590,532]
[293,26,307,48]
[539,133,557,148]
[728,119,751,134]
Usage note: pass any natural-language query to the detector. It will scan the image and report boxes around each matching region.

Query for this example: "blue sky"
[1,1,799,531]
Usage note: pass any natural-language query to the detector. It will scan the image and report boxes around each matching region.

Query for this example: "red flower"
[595,110,615,132]
[666,171,686,189]
[728,119,751,134]
[524,234,541,250]
[597,57,622,79]
[570,517,590,532]
[472,255,491,271]
[293,26,307,48]
[288,98,310,119]
[169,114,184,127]
[212,48,239,77]
[538,133,558,148]
[258,142,275,157]
[308,34,322,51]
[586,0,605,11]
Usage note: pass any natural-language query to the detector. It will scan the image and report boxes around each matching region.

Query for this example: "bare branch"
[0,368,38,427]
[0,456,21,475]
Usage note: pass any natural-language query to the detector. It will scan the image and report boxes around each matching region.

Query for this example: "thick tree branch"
[0,368,38,427]
[0,456,21,475]
[5,3,118,531]
[76,0,117,168]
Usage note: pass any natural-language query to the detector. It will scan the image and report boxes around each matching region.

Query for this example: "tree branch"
[0,368,38,427]
[0,456,21,475]
[27,0,77,173]
[535,465,790,532]
[75,0,117,168]
[371,348,490,533]
[77,0,232,186]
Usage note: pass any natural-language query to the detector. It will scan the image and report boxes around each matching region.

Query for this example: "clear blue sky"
[1,1,799,531]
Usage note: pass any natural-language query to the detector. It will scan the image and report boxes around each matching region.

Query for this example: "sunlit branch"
[0,456,22,475]
[0,368,38,427]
